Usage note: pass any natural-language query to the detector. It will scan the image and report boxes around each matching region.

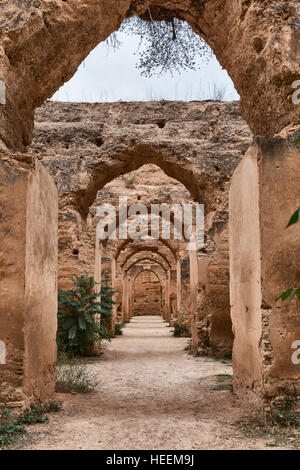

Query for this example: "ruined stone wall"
[124,258,168,320]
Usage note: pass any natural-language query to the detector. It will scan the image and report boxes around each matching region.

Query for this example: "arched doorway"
[0,1,298,151]
[133,269,162,317]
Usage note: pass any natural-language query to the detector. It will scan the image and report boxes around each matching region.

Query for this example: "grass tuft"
[56,354,98,394]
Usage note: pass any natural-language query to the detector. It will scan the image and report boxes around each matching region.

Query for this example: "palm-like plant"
[57,274,116,355]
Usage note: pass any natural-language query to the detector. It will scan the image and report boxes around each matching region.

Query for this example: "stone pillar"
[169,269,177,325]
[128,278,133,318]
[0,155,57,406]
[180,256,191,331]
[94,237,102,292]
[111,257,117,330]
[176,259,181,325]
[57,201,90,291]
[101,256,115,336]
[229,138,300,408]
[159,272,166,321]
[165,270,171,322]
[126,276,131,320]
[189,244,198,346]
[193,215,233,357]
[121,274,128,322]
[114,268,122,325]
[121,274,126,321]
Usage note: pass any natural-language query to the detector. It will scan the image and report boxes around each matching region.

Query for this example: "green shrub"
[17,401,62,425]
[0,409,25,448]
[18,403,48,425]
[57,274,116,356]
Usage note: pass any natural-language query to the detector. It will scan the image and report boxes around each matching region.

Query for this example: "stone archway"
[117,243,175,323]
[0,1,299,151]
[124,255,170,273]
[119,242,176,269]
[122,252,171,321]
[132,268,163,317]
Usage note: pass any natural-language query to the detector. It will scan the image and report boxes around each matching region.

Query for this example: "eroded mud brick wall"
[29,101,251,274]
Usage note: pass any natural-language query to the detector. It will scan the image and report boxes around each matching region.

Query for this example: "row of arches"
[89,160,233,351]
[0,0,299,414]
[14,100,298,412]
[2,131,299,411]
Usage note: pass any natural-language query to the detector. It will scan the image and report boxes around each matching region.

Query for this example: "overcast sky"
[52,31,239,103]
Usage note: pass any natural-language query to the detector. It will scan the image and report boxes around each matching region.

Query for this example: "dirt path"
[22,316,284,450]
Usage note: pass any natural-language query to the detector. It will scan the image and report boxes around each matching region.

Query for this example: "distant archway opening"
[133,269,162,316]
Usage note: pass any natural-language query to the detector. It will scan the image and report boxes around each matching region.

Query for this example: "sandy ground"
[21,316,285,450]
